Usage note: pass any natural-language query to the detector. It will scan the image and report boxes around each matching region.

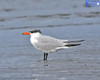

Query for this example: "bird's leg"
[44,53,48,66]
[44,53,48,61]
[44,53,46,60]
[46,53,48,60]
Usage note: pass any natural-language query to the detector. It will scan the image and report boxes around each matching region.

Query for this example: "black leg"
[44,53,48,61]
[46,53,48,60]
[44,53,46,60]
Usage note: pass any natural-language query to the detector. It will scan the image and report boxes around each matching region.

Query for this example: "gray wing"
[37,35,60,43]
[35,35,64,52]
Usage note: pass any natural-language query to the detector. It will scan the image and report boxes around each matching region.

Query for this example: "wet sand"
[0,0,100,80]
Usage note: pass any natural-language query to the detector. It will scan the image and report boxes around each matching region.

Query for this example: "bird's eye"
[31,31,33,33]
[29,31,34,33]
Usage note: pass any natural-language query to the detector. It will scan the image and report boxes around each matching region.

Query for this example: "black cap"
[29,29,41,33]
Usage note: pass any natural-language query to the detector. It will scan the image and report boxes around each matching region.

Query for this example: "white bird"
[22,29,84,61]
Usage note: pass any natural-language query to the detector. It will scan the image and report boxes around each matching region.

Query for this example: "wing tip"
[65,43,81,47]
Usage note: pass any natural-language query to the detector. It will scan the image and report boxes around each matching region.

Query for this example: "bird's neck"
[30,33,41,45]
[31,33,41,38]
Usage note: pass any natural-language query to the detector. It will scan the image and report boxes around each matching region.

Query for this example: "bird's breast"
[30,37,38,45]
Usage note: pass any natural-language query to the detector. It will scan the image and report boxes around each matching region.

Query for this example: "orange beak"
[22,32,30,35]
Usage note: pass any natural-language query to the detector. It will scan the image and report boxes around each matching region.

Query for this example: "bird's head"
[22,29,41,36]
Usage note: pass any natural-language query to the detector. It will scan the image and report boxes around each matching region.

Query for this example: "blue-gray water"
[0,0,100,80]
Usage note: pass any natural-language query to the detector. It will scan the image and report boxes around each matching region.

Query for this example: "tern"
[22,29,84,61]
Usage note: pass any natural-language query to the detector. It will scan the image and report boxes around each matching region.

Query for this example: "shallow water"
[0,0,100,80]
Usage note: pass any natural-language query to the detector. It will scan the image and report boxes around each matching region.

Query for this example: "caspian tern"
[22,29,84,61]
